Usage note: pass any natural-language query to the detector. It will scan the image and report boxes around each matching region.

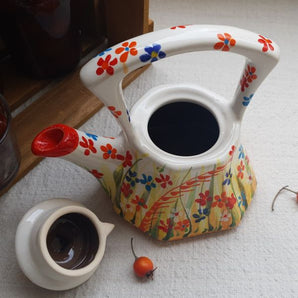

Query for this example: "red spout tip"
[31,124,79,157]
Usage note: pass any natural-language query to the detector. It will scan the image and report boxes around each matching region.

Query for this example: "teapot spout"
[32,124,79,158]
[32,124,128,174]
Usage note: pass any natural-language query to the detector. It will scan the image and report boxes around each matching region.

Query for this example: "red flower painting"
[79,136,97,156]
[214,33,236,51]
[115,41,138,63]
[258,35,274,52]
[96,54,117,76]
[100,143,117,159]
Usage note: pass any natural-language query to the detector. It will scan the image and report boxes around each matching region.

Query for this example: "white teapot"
[32,25,279,241]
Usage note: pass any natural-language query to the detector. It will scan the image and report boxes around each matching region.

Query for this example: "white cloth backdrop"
[1,0,298,297]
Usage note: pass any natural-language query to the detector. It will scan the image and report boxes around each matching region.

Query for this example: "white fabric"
[1,0,298,297]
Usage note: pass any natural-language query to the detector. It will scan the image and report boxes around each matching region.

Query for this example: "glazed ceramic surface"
[32,25,279,241]
[15,198,114,290]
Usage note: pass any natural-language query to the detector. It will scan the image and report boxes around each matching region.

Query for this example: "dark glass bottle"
[0,93,20,191]
[0,0,82,78]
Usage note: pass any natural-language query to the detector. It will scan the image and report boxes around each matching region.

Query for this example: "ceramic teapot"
[32,25,279,241]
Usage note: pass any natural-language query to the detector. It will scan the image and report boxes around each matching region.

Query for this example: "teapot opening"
[147,101,219,156]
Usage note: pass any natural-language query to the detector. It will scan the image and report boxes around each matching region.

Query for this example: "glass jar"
[0,93,20,191]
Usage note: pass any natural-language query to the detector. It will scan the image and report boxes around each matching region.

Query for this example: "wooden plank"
[104,0,149,45]
[142,1,150,33]
[147,19,154,34]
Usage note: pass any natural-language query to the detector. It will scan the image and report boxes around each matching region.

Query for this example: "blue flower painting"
[139,44,166,63]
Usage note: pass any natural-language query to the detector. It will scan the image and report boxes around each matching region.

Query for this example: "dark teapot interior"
[148,101,220,156]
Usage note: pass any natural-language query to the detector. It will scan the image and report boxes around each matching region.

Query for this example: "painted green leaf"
[113,166,124,187]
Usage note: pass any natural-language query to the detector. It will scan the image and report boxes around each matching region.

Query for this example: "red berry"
[133,256,154,278]
[131,238,156,279]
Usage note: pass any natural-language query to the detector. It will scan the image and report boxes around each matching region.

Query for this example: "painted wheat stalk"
[138,162,229,234]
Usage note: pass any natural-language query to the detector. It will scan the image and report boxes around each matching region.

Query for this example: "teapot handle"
[80,25,279,138]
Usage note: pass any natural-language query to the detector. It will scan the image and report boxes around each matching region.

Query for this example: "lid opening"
[147,101,220,156]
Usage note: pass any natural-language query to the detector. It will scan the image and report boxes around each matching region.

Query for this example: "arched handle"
[80,25,279,139]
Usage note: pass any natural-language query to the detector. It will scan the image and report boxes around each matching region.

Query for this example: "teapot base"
[95,142,256,241]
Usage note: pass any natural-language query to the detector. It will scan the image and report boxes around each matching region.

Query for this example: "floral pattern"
[258,35,274,52]
[246,65,257,83]
[223,169,232,185]
[245,155,250,164]
[90,169,104,179]
[214,33,236,51]
[79,136,97,156]
[229,145,236,156]
[139,44,166,63]
[93,30,272,88]
[155,174,173,188]
[212,192,227,208]
[220,210,231,222]
[84,42,259,241]
[83,29,275,240]
[193,208,209,222]
[238,145,245,159]
[115,41,138,63]
[158,219,173,233]
[100,143,118,159]
[118,151,133,168]
[121,183,133,197]
[170,209,183,222]
[126,170,138,186]
[85,133,98,141]
[174,220,190,231]
[226,194,237,209]
[242,94,254,106]
[238,191,247,208]
[195,190,212,206]
[131,195,148,211]
[237,161,245,179]
[96,54,117,76]
[108,106,122,118]
[79,138,256,241]
[240,64,257,92]
[95,40,167,75]
[170,25,187,30]
[120,202,133,213]
[137,174,156,192]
